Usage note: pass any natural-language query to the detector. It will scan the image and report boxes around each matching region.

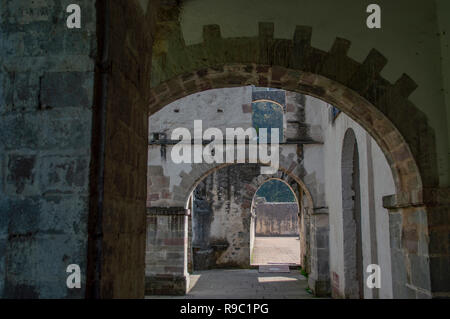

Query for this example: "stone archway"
[88,2,449,297]
[247,177,301,265]
[149,23,437,197]
[192,164,317,268]
[145,159,325,295]
[151,63,426,200]
[2,0,448,300]
[144,23,446,297]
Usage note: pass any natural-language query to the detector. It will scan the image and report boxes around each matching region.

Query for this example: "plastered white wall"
[312,102,395,299]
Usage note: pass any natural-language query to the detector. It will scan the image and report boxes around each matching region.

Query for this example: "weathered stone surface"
[40,72,93,109]
[5,154,37,195]
[0,0,448,300]
[0,0,97,298]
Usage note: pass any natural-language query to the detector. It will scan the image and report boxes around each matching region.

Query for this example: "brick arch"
[249,177,301,206]
[148,23,440,207]
[243,172,312,213]
[182,160,315,211]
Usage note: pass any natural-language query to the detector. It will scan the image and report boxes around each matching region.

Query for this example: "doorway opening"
[250,179,300,268]
[341,128,363,298]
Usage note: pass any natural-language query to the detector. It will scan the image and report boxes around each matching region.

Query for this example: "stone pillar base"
[308,277,330,297]
[145,274,189,296]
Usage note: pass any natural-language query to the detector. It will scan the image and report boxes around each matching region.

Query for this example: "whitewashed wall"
[306,97,396,299]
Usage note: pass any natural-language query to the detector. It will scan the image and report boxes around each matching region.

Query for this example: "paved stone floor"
[251,236,300,266]
[146,269,316,299]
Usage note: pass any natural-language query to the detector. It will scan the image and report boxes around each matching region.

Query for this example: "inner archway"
[250,178,301,267]
[144,81,429,298]
[147,63,435,297]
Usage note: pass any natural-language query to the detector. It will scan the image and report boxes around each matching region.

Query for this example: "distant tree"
[256,180,295,202]
[252,100,283,142]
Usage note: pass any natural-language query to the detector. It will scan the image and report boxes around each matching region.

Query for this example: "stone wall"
[87,0,157,299]
[318,102,396,299]
[191,164,261,269]
[145,207,188,295]
[146,86,313,207]
[254,202,299,236]
[146,86,330,294]
[146,86,314,272]
[147,86,253,208]
[0,0,448,299]
[0,0,97,298]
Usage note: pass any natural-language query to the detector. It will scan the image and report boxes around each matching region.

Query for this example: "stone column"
[384,189,450,299]
[387,204,432,298]
[308,207,330,296]
[145,207,189,295]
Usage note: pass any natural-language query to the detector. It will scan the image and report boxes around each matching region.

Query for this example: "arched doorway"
[250,179,300,267]
[89,16,447,298]
[341,129,363,298]
[177,162,318,298]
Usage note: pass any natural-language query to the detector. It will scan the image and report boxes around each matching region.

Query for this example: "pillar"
[308,207,330,296]
[145,207,189,295]
[384,188,450,298]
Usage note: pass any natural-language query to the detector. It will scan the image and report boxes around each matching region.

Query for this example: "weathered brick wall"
[0,0,96,298]
[308,209,330,296]
[192,164,261,269]
[0,0,159,300]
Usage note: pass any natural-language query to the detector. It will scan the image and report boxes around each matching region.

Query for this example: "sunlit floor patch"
[257,276,298,283]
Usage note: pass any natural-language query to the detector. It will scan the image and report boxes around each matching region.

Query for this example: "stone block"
[147,165,164,176]
[308,277,330,297]
[0,71,15,113]
[390,248,409,298]
[38,195,89,236]
[389,212,402,249]
[145,274,188,296]
[7,197,40,235]
[4,233,87,298]
[409,255,431,291]
[37,156,89,194]
[242,103,251,113]
[5,153,38,195]
[40,72,93,108]
[0,197,10,237]
[13,72,40,110]
[429,256,450,293]
[40,109,92,151]
[0,114,42,150]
